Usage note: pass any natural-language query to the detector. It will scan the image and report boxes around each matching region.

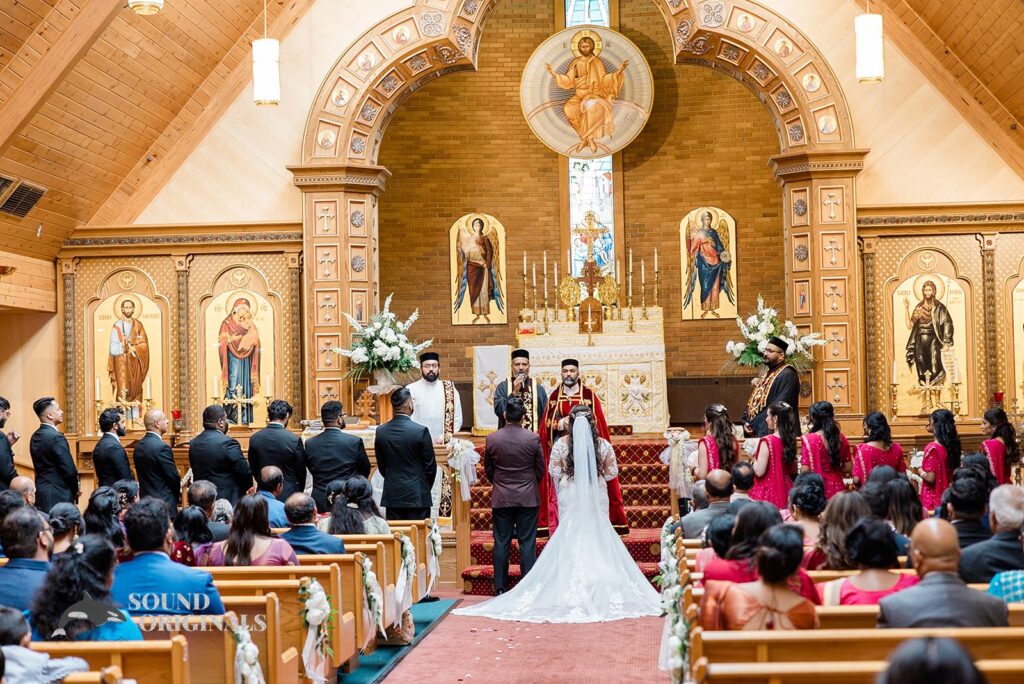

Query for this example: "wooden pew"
[221,593,302,682]
[693,658,1024,684]
[691,626,1024,665]
[336,538,399,626]
[63,667,124,683]
[31,636,189,684]
[815,604,1024,629]
[133,613,236,684]
[209,563,357,668]
[379,522,430,601]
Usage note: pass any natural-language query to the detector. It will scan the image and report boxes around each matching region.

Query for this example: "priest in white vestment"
[406,352,462,519]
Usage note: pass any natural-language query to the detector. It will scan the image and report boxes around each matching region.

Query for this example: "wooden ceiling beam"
[881,0,1024,180]
[91,0,314,226]
[0,0,124,157]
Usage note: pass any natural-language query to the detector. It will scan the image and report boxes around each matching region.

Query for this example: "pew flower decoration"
[426,520,443,594]
[655,517,690,683]
[659,429,695,498]
[906,450,925,489]
[231,623,265,684]
[448,439,480,501]
[333,293,433,383]
[724,296,825,372]
[299,578,334,684]
[361,556,386,646]
[395,533,418,620]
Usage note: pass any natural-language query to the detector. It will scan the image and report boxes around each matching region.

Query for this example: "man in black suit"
[960,484,1024,583]
[485,397,545,594]
[0,396,20,489]
[28,397,78,511]
[188,480,229,542]
[133,409,182,513]
[248,399,306,501]
[946,473,992,549]
[305,400,370,512]
[187,405,252,506]
[375,388,436,521]
[92,407,133,488]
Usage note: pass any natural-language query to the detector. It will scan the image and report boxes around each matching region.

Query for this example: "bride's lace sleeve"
[549,437,568,479]
[598,439,618,480]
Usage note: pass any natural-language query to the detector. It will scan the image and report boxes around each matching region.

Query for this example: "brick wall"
[378,0,784,385]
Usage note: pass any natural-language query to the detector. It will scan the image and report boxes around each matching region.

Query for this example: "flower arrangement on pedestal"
[332,293,433,385]
[724,296,825,372]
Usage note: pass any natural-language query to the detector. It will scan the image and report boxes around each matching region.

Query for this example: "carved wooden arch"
[300,0,856,165]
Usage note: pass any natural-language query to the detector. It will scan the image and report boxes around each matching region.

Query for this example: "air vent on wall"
[0,182,46,218]
[0,176,14,199]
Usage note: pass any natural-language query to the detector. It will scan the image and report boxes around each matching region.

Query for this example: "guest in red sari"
[702,501,820,604]
[696,404,740,481]
[852,412,905,486]
[804,491,872,570]
[920,409,962,512]
[800,401,851,499]
[701,524,819,630]
[819,518,919,605]
[981,407,1018,486]
[750,402,798,509]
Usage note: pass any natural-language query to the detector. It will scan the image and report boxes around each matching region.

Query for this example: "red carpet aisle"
[461,438,672,595]
[383,595,664,682]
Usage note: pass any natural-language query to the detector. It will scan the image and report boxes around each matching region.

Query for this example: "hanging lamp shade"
[252,38,280,106]
[855,12,884,83]
[128,0,164,15]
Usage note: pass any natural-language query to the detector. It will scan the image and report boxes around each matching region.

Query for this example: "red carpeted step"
[626,506,671,530]
[620,484,672,508]
[461,560,664,596]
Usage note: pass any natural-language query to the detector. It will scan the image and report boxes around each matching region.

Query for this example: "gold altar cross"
[572,211,610,299]
[223,384,257,425]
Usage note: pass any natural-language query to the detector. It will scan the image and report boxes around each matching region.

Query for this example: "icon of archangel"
[452,214,507,325]
[681,207,737,320]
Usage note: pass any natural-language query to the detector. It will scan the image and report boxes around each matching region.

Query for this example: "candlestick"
[642,259,646,285]
[532,263,536,289]
[522,270,531,323]
[522,251,526,276]
[641,260,648,320]
[543,250,547,277]
[627,269,635,333]
[654,248,659,273]
[654,270,660,308]
[95,376,101,399]
[629,248,633,273]
[892,360,897,381]
[553,263,559,321]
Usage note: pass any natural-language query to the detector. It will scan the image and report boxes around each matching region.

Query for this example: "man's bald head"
[10,476,34,505]
[144,409,168,435]
[258,466,283,496]
[910,517,961,577]
[705,469,734,501]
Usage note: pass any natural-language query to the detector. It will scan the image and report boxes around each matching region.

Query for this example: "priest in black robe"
[742,336,801,437]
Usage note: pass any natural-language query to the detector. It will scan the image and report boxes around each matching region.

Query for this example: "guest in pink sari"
[919,409,962,512]
[981,407,1018,486]
[200,494,298,567]
[819,518,919,605]
[750,402,798,509]
[800,401,852,499]
[852,412,905,486]
[696,403,741,481]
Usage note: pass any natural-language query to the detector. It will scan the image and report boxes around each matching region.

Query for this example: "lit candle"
[543,250,548,278]
[95,376,101,398]
[144,377,151,399]
[522,251,527,276]
[655,248,659,273]
[642,259,646,285]
[892,360,897,380]
[544,267,548,300]
[532,263,536,289]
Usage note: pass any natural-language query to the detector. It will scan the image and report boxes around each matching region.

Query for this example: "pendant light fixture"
[252,0,280,106]
[855,0,884,83]
[128,0,164,15]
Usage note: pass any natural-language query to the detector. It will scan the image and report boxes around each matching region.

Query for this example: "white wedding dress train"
[453,418,661,623]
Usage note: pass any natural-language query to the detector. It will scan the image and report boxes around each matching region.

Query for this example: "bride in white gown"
[454,406,662,623]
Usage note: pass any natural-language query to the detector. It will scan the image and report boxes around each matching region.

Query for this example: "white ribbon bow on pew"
[448,438,480,502]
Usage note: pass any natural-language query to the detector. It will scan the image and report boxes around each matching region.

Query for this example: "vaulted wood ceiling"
[1,0,1024,260]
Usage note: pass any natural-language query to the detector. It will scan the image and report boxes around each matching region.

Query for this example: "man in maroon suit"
[484,397,545,595]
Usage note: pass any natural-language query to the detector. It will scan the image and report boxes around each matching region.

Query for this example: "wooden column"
[289,163,390,419]
[59,258,78,435]
[173,254,192,437]
[859,237,880,415]
[979,233,998,406]
[769,150,869,423]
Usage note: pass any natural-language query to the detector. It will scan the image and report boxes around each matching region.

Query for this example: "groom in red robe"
[539,358,628,535]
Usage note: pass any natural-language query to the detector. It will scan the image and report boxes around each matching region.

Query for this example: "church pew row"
[221,594,302,682]
[213,579,337,683]
[333,539,399,626]
[31,636,189,684]
[692,658,1024,684]
[209,561,358,668]
[133,613,236,684]
[690,626,1024,665]
[63,667,124,683]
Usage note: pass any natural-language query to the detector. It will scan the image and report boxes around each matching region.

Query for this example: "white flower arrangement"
[448,438,481,501]
[656,516,690,683]
[724,296,825,372]
[395,533,418,621]
[361,556,386,649]
[299,578,333,683]
[426,520,443,595]
[231,624,265,684]
[332,293,433,381]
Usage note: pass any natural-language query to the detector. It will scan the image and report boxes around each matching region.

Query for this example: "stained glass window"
[565,0,610,27]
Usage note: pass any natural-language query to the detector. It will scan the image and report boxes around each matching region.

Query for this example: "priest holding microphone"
[492,349,548,434]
